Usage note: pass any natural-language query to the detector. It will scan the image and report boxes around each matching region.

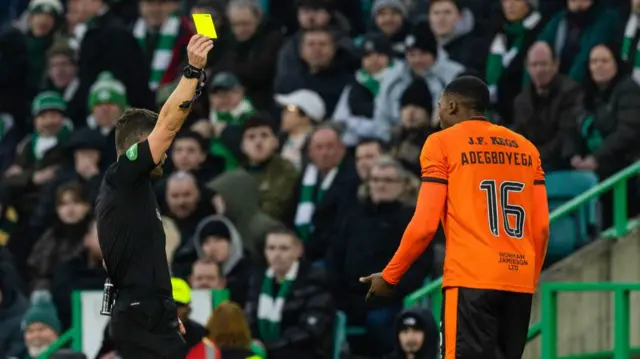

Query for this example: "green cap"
[22,297,62,333]
[28,0,64,16]
[210,72,241,92]
[88,71,128,111]
[32,91,66,117]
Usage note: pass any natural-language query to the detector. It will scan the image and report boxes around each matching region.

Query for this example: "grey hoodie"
[373,52,465,141]
[193,215,244,276]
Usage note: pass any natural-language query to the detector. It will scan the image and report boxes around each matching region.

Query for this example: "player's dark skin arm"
[146,35,214,164]
[360,182,447,300]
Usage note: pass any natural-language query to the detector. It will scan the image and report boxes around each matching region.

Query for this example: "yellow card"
[192,13,217,39]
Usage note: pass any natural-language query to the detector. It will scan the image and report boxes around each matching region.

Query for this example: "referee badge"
[125,143,138,161]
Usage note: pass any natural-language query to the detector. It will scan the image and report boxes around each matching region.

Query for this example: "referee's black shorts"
[440,287,533,359]
[111,296,185,359]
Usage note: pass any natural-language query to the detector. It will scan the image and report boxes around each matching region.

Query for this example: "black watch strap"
[178,66,208,109]
[183,64,204,79]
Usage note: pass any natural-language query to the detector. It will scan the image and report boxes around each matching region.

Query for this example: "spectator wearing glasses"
[329,156,435,357]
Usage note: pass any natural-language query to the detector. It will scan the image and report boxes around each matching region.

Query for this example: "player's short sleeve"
[534,149,545,185]
[420,134,448,184]
[112,139,157,187]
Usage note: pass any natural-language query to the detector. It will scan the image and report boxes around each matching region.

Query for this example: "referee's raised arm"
[146,35,213,164]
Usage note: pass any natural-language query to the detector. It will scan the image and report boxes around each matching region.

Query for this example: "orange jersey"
[421,119,545,293]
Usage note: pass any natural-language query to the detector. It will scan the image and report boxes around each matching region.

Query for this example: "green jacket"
[245,155,299,222]
[538,7,619,83]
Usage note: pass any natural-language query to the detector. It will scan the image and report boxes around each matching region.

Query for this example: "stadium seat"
[545,171,599,261]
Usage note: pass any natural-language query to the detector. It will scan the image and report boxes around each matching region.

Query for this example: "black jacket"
[329,200,436,299]
[76,11,153,120]
[285,155,360,262]
[246,262,335,359]
[384,309,439,359]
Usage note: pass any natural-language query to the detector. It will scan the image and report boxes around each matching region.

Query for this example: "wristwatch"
[183,64,204,79]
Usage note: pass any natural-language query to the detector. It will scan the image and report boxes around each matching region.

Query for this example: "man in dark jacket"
[384,309,439,359]
[513,41,583,170]
[71,0,153,120]
[0,250,29,358]
[245,228,335,359]
[329,156,436,357]
[274,27,355,115]
[287,125,359,263]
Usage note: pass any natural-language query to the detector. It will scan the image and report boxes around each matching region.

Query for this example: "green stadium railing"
[39,289,232,359]
[533,282,640,359]
[404,161,640,357]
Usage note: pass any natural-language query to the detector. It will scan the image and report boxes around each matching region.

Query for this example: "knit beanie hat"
[199,220,232,242]
[371,0,407,18]
[32,91,66,117]
[28,0,64,17]
[400,79,433,115]
[22,293,62,334]
[88,72,128,112]
[46,39,76,63]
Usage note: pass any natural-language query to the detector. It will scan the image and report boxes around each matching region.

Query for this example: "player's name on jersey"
[460,150,533,167]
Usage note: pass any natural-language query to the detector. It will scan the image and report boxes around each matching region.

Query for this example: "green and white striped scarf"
[622,14,640,83]
[209,98,255,125]
[257,261,299,342]
[355,61,393,96]
[485,11,541,103]
[133,14,180,91]
[294,164,338,241]
[32,121,72,160]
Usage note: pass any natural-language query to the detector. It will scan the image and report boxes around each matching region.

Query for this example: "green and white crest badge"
[126,143,138,161]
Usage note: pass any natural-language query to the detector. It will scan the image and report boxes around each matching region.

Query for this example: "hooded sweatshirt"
[384,308,439,359]
[207,170,282,261]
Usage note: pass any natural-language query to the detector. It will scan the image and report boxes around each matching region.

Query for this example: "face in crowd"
[171,136,207,173]
[166,173,200,219]
[308,128,345,174]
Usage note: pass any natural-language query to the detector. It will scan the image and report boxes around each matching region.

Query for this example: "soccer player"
[96,35,213,359]
[360,76,550,359]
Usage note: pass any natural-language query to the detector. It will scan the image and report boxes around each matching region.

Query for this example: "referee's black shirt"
[96,139,171,297]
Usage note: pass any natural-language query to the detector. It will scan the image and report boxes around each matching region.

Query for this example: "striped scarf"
[485,11,541,103]
[355,61,393,96]
[133,14,180,91]
[257,261,299,342]
[31,122,72,161]
[622,14,640,83]
[294,164,338,241]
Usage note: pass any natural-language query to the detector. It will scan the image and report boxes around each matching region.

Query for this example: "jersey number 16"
[479,180,525,239]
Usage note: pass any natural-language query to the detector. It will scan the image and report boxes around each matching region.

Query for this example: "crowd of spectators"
[0,0,639,358]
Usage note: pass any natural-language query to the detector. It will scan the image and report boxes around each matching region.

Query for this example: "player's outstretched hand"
[360,272,395,302]
[187,35,214,69]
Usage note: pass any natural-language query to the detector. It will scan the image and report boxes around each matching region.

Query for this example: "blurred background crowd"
[0,0,639,358]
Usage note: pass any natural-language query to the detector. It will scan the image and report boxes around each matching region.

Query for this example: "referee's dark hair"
[442,75,490,115]
[115,108,158,156]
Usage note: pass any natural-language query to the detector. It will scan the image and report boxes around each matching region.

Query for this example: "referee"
[96,35,213,359]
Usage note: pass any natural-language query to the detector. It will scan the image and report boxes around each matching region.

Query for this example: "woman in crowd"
[26,181,92,290]
[568,43,640,226]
